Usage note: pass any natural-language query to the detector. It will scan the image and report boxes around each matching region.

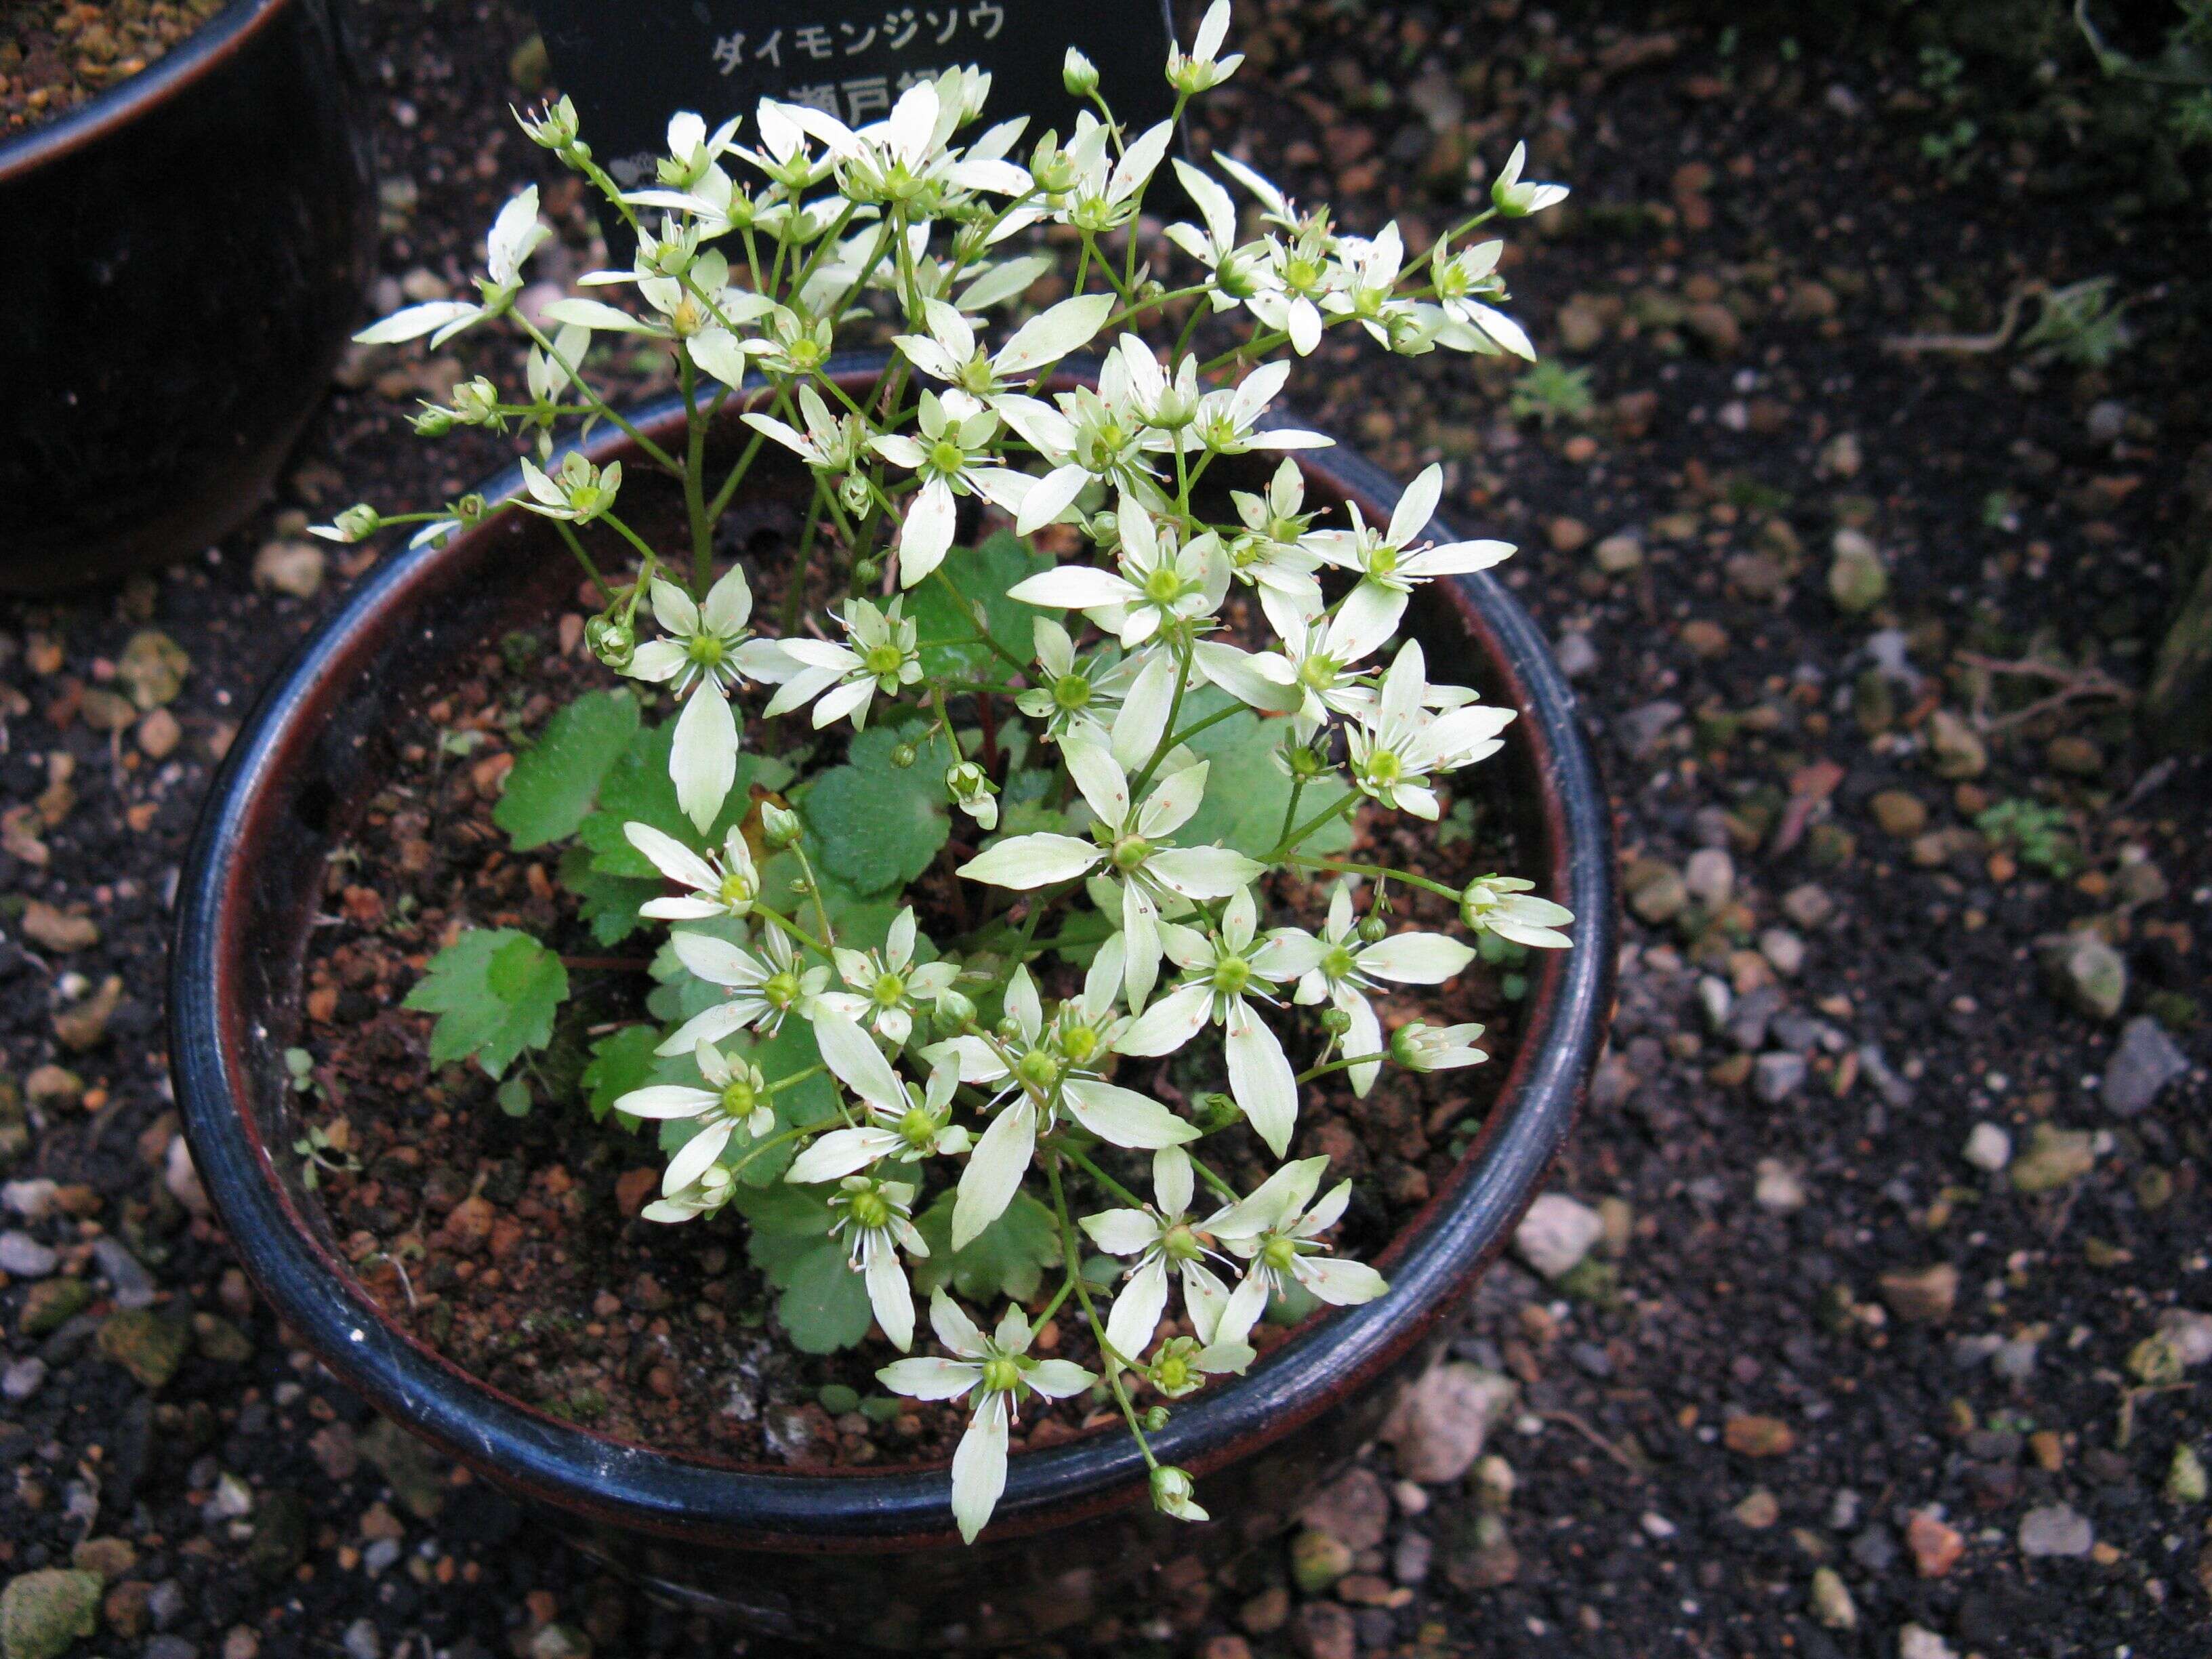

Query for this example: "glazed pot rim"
[170,355,1615,1548]
[0,0,284,182]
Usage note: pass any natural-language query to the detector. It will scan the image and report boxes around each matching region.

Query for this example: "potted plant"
[171,6,1613,1644]
[1,0,373,592]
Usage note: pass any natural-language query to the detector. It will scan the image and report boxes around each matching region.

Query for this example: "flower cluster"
[341,2,1572,1545]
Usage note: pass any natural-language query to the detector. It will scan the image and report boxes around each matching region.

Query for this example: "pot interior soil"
[0,0,226,139]
[288,503,1533,1469]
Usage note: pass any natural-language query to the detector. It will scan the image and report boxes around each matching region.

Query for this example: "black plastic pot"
[169,361,1615,1647]
[0,0,375,594]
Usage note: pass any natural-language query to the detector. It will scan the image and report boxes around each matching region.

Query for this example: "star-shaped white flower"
[657,925,830,1052]
[1006,497,1230,650]
[623,821,760,921]
[354,186,548,346]
[957,740,1261,1011]
[869,389,1034,588]
[827,1174,930,1351]
[895,293,1115,400]
[621,566,787,830]
[1116,887,1313,1155]
[1346,640,1515,820]
[758,596,921,732]
[876,1292,1097,1542]
[1204,1158,1388,1344]
[788,1013,969,1186]
[1491,140,1569,217]
[1080,1146,1238,1360]
[1294,884,1474,1096]
[1303,464,1515,641]
[817,907,959,1045]
[1458,875,1576,949]
[615,1040,773,1198]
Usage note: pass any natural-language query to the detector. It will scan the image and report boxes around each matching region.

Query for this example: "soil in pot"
[286,501,1536,1469]
[0,0,226,138]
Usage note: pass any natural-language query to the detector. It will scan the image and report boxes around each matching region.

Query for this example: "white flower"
[516,452,620,525]
[1389,1019,1488,1072]
[789,1012,969,1185]
[1346,640,1515,820]
[1203,1158,1387,1343]
[1060,113,1175,235]
[895,293,1115,400]
[1006,498,1229,650]
[640,1160,737,1225]
[624,821,760,921]
[354,186,547,346]
[947,761,1000,830]
[758,596,921,732]
[1429,236,1534,360]
[615,1041,774,1197]
[622,566,784,832]
[870,390,1033,587]
[1294,884,1473,1095]
[819,907,959,1045]
[1303,464,1515,640]
[657,925,829,1051]
[877,1292,1097,1542]
[1223,459,1326,634]
[1145,1333,1253,1398]
[1011,618,1148,748]
[931,962,1196,1249]
[958,741,1261,1012]
[1318,224,1418,348]
[827,1174,930,1350]
[741,382,867,474]
[1458,876,1576,949]
[1491,140,1569,217]
[1167,0,1244,93]
[1151,1463,1212,1523]
[1267,599,1399,738]
[775,80,1031,209]
[1164,160,1279,314]
[1185,359,1331,459]
[992,369,1176,531]
[1079,1146,1237,1359]
[1115,887,1310,1155]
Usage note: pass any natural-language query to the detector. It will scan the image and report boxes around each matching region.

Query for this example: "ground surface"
[2,3,2209,1657]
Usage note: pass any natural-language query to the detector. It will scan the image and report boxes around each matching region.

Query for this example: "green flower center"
[898,1106,939,1148]
[928,438,966,475]
[1155,1351,1193,1392]
[718,870,756,907]
[1211,956,1252,996]
[1059,1025,1101,1066]
[847,1187,891,1229]
[981,1355,1023,1393]
[1298,653,1340,691]
[1261,1233,1299,1272]
[872,970,906,1008]
[1143,565,1185,605]
[764,970,802,1008]
[1162,1223,1203,1263]
[1110,835,1151,873]
[1015,1048,1062,1090]
[1052,674,1092,712]
[1322,944,1358,981]
[1366,543,1399,577]
[863,642,905,678]
[719,1077,758,1118]
[1366,749,1404,786]
[687,633,727,667]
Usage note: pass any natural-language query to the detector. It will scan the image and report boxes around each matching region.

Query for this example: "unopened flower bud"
[585,615,635,670]
[933,987,977,1029]
[451,376,501,425]
[1063,47,1100,98]
[413,407,456,437]
[1140,1405,1170,1432]
[1317,1006,1353,1037]
[1357,914,1389,945]
[840,472,874,518]
[310,503,382,544]
[851,554,882,586]
[889,742,918,769]
[1286,742,1328,779]
[760,803,802,848]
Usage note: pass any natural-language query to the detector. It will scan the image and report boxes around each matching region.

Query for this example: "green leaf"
[907,531,1053,682]
[1173,688,1354,860]
[912,1191,1061,1303]
[401,928,569,1079]
[733,1183,840,1285]
[759,851,905,954]
[580,1024,662,1122]
[776,1240,877,1353]
[558,846,659,945]
[578,719,794,877]
[801,723,954,894]
[493,689,640,850]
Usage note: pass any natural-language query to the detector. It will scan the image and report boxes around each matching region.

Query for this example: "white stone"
[1962,1123,2012,1173]
[1513,1193,1605,1279]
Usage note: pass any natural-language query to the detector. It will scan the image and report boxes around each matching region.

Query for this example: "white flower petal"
[624,821,720,893]
[1225,1000,1298,1157]
[1061,1080,1199,1150]
[951,1393,1010,1544]
[1115,983,1212,1057]
[1145,846,1264,901]
[866,1246,916,1351]
[878,1356,981,1401]
[672,683,737,833]
[956,833,1103,890]
[1295,1256,1389,1307]
[1355,933,1477,985]
[952,1099,1036,1250]
[787,1126,903,1185]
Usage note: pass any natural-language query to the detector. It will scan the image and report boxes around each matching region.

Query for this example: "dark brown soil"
[0,0,225,138]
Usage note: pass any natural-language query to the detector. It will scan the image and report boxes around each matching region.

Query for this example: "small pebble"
[0,1231,58,1277]
[1962,1122,2011,1173]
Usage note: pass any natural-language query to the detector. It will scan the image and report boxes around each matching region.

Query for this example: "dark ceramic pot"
[170,360,1614,1648]
[0,0,375,594]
